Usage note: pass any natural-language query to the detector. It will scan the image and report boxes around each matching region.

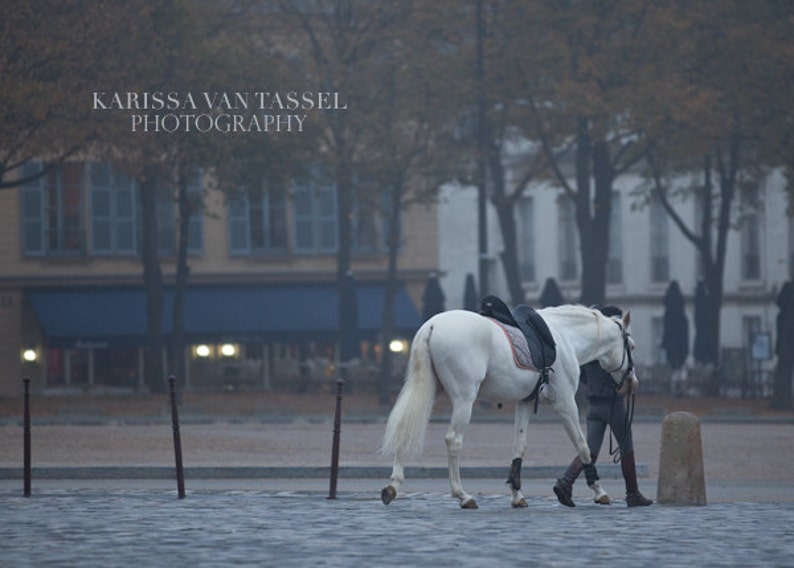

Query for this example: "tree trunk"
[139,169,165,393]
[772,352,794,410]
[579,137,613,306]
[489,144,525,306]
[702,268,724,395]
[170,162,191,391]
[378,181,403,406]
[335,144,355,378]
[571,118,611,307]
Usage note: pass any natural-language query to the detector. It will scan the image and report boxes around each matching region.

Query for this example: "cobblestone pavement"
[2,410,794,566]
[3,485,794,567]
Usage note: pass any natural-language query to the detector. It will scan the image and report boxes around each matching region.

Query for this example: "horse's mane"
[540,304,597,322]
[540,304,614,337]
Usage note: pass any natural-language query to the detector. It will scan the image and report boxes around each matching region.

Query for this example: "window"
[519,197,535,282]
[228,180,288,255]
[558,195,578,281]
[742,315,762,367]
[607,192,622,284]
[293,174,337,254]
[651,316,665,365]
[650,192,669,282]
[351,176,400,254]
[90,162,138,255]
[741,187,761,281]
[23,160,204,258]
[22,161,85,256]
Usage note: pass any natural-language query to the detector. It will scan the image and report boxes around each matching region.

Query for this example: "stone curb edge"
[0,463,641,480]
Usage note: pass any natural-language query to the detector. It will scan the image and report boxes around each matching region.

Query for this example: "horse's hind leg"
[381,462,404,505]
[507,401,532,508]
[445,401,477,509]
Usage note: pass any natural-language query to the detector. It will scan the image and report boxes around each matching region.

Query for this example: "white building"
[438,166,793,394]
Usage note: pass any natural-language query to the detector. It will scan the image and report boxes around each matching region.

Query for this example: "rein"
[608,391,636,463]
[605,320,636,463]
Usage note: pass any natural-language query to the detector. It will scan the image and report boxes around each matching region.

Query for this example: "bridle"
[603,319,636,393]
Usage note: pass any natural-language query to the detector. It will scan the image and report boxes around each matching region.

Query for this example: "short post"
[168,375,186,499]
[328,375,345,499]
[657,411,707,505]
[23,377,31,497]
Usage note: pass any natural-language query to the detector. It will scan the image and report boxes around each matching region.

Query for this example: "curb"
[0,463,641,480]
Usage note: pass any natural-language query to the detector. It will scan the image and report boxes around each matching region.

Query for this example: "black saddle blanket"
[480,295,556,370]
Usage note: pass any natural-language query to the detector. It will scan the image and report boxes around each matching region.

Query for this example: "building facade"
[0,161,436,396]
[439,168,793,396]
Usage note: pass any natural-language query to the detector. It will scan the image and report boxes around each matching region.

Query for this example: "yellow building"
[0,161,437,396]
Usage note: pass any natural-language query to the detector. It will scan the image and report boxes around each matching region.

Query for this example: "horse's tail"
[380,321,438,462]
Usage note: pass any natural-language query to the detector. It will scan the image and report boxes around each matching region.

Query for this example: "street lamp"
[389,339,407,354]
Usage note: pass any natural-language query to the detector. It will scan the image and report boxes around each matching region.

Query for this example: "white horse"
[380,304,638,509]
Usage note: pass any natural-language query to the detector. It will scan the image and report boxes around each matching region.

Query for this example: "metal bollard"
[23,377,31,497]
[168,376,186,499]
[327,376,345,499]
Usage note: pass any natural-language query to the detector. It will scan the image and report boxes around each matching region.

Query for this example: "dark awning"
[26,283,421,348]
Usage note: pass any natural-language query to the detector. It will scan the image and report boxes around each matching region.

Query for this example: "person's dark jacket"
[580,360,619,401]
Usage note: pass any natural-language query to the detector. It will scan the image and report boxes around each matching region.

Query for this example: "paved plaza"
[2,399,794,566]
[4,485,794,567]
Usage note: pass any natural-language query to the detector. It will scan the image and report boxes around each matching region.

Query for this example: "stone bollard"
[657,411,707,505]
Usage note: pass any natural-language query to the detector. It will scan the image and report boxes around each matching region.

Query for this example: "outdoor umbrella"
[662,280,689,370]
[338,270,359,363]
[422,272,446,322]
[693,280,714,365]
[463,273,478,312]
[539,277,565,308]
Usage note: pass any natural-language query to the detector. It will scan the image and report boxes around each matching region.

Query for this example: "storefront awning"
[26,283,421,348]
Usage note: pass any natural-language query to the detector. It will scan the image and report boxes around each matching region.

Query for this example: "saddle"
[480,295,557,407]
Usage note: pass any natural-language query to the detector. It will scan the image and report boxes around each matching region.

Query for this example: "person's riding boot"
[621,450,653,507]
[553,456,583,507]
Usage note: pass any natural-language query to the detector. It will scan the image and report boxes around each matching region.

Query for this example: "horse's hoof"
[381,486,397,505]
[511,498,528,508]
[595,494,612,505]
[461,498,479,509]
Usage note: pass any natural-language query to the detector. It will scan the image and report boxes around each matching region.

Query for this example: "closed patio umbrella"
[422,272,445,322]
[539,277,565,308]
[463,273,478,312]
[663,280,689,395]
[693,280,714,365]
[662,280,689,369]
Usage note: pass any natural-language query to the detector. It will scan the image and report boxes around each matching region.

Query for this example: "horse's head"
[598,310,639,395]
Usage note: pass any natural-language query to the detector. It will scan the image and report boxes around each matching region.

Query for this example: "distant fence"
[636,355,773,399]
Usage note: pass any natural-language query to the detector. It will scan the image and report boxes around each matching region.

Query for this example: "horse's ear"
[623,310,631,327]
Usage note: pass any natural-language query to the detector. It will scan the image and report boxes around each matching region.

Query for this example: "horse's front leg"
[506,401,532,508]
[445,402,477,509]
[554,398,611,505]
